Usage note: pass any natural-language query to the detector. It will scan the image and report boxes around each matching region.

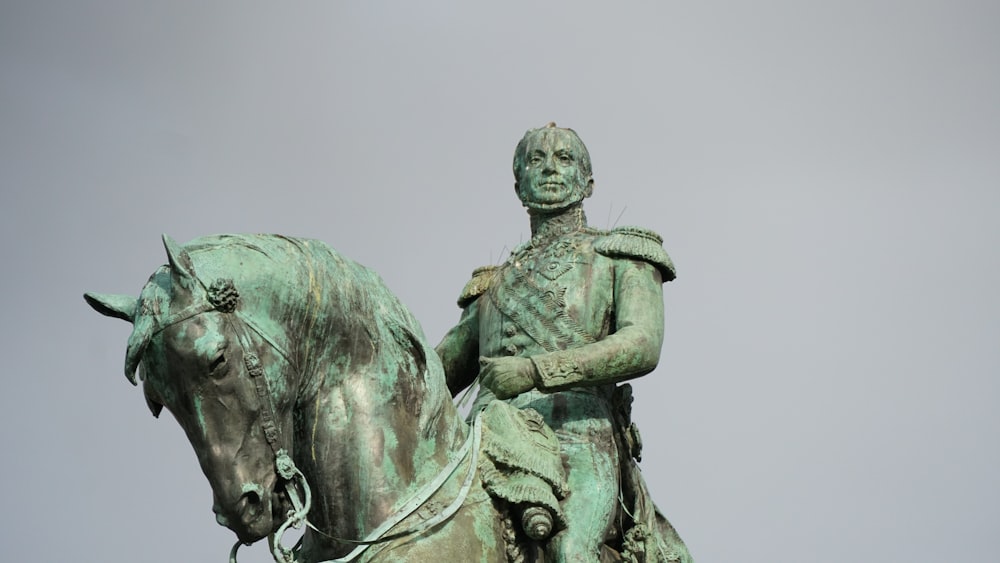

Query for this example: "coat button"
[504,325,516,337]
[504,344,518,356]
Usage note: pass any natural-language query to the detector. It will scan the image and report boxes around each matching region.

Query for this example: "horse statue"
[85,234,689,562]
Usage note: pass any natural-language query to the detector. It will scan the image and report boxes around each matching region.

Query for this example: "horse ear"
[162,234,200,292]
[86,291,148,385]
[84,292,137,323]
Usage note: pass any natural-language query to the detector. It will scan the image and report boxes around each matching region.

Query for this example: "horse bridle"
[217,290,313,563]
[161,277,479,563]
[148,277,311,562]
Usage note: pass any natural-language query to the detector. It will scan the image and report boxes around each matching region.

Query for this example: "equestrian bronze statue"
[85,126,692,562]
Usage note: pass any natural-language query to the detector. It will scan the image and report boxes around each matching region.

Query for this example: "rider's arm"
[435,299,481,397]
[530,258,665,391]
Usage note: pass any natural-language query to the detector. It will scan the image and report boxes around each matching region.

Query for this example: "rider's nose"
[542,159,557,174]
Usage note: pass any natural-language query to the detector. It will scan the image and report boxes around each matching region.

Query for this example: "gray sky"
[2,2,998,561]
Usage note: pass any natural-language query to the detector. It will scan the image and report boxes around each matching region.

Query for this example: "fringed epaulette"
[595,226,677,282]
[457,265,499,308]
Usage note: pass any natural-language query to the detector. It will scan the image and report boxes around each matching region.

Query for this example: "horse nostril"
[238,483,265,520]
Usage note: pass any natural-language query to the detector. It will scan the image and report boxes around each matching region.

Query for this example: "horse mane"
[126,234,431,389]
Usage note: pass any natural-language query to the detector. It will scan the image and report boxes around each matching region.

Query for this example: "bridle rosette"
[208,278,239,312]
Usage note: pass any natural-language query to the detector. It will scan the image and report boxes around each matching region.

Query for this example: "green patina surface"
[437,123,690,562]
[84,125,693,563]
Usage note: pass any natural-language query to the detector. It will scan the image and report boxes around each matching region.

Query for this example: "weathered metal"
[84,125,693,562]
[86,234,521,562]
[437,124,691,562]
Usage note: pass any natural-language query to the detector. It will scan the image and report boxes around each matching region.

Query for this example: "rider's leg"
[508,389,621,562]
[548,419,619,562]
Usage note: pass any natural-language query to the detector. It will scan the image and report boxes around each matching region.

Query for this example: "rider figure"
[436,123,676,561]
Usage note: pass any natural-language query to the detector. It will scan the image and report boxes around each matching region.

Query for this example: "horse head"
[88,234,490,562]
[86,235,297,545]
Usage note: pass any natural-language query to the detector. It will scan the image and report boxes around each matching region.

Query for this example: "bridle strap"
[224,311,311,563]
[227,313,285,454]
[236,312,296,371]
[152,276,310,563]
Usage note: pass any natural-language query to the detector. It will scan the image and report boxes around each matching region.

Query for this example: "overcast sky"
[2,2,998,562]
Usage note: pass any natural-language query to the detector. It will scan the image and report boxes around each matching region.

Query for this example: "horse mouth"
[214,486,289,544]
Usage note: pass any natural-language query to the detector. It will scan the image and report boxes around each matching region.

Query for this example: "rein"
[163,277,479,563]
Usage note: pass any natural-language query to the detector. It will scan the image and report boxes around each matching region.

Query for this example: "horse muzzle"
[213,482,277,543]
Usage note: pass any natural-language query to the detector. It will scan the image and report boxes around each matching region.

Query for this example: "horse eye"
[208,353,227,377]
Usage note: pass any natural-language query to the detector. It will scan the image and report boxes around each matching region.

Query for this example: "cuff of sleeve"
[530,354,584,391]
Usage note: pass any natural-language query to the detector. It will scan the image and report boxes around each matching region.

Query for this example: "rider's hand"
[479,356,537,399]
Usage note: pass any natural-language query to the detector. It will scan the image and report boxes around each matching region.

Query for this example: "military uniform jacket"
[436,225,675,402]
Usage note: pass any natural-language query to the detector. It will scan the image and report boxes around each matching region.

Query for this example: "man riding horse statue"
[437,123,688,562]
[85,125,692,562]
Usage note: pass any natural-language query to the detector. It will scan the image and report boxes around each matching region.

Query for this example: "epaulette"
[457,265,500,307]
[594,226,677,282]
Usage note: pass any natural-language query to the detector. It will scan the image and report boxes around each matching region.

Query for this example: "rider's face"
[516,130,592,211]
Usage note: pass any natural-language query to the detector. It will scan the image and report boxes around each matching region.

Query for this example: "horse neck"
[294,344,469,549]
